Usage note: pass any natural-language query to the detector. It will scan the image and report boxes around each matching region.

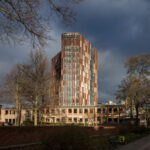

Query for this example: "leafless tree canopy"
[116,54,150,119]
[0,50,51,126]
[0,0,83,48]
[124,54,150,77]
[0,64,23,100]
[22,50,51,125]
[0,64,24,125]
[22,50,50,104]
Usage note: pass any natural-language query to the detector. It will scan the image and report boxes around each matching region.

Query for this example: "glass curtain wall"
[62,46,79,105]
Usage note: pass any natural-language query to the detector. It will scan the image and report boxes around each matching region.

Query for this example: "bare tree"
[125,54,150,78]
[116,54,150,123]
[0,0,83,48]
[0,64,24,126]
[22,50,50,126]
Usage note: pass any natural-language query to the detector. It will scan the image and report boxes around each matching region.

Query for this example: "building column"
[112,108,114,123]
[100,115,103,125]
[94,107,97,126]
[66,108,68,123]
[72,108,73,123]
[117,107,120,124]
[106,107,109,124]
[77,108,79,123]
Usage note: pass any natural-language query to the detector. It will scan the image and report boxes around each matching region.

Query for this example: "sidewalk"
[116,134,150,150]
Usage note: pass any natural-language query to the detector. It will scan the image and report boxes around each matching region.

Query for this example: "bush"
[118,126,129,135]
[130,126,146,134]
[118,125,146,135]
[38,127,113,150]
[66,123,88,127]
[23,120,34,126]
[89,136,111,150]
[40,127,88,150]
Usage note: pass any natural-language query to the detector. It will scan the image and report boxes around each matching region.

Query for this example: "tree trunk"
[15,95,21,126]
[15,87,18,125]
[18,107,21,126]
[145,104,149,128]
[118,107,120,124]
[130,99,133,118]
[135,105,139,126]
[15,83,22,126]
[34,96,38,126]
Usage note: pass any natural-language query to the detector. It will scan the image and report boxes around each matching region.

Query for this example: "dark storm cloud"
[1,0,150,104]
[0,45,30,83]
[72,0,150,53]
[58,0,150,52]
[60,0,150,102]
[97,49,126,102]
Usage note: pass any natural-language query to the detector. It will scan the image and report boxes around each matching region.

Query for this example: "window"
[62,109,65,113]
[46,109,49,114]
[41,109,44,114]
[68,109,72,113]
[51,109,55,114]
[109,108,112,113]
[64,34,78,39]
[13,119,15,124]
[90,109,93,113]
[26,110,31,121]
[68,118,72,122]
[97,108,101,113]
[103,117,106,123]
[84,109,88,114]
[79,109,82,113]
[97,117,101,122]
[5,110,8,115]
[62,117,66,122]
[74,109,77,113]
[103,108,105,113]
[51,117,55,123]
[74,118,77,123]
[85,118,88,123]
[114,108,117,113]
[114,118,118,123]
[79,118,83,123]
[46,118,49,122]
[56,109,60,114]
[108,118,112,122]
[119,108,123,113]
[56,118,60,122]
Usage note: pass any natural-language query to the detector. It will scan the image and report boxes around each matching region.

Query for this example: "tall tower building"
[50,32,98,106]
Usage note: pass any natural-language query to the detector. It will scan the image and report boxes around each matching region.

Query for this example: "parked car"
[3,122,12,126]
[4,122,9,126]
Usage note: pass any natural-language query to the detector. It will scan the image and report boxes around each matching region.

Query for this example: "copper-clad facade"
[50,32,98,106]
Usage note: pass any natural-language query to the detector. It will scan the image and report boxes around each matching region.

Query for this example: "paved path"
[116,134,150,150]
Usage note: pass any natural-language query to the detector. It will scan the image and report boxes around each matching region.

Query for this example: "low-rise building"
[0,104,126,126]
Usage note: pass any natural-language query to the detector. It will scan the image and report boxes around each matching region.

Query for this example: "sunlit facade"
[50,32,98,106]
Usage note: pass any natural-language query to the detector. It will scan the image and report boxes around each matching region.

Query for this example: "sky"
[0,0,150,105]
